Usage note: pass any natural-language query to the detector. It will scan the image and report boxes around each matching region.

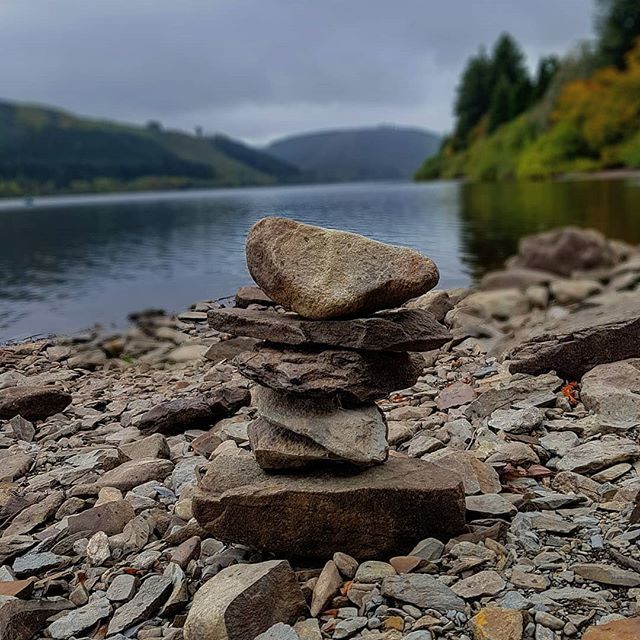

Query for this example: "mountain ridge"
[0,98,301,197]
[266,125,441,182]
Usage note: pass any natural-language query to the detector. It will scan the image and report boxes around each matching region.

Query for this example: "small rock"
[466,494,517,518]
[451,570,506,599]
[6,416,35,442]
[107,574,137,601]
[107,575,173,635]
[583,617,640,639]
[255,623,300,640]
[183,560,307,640]
[354,561,396,583]
[470,608,523,640]
[311,560,342,617]
[0,385,72,420]
[572,563,640,587]
[47,597,111,640]
[381,574,465,612]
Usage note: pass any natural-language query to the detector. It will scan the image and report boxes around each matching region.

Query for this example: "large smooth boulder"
[512,227,616,276]
[0,386,72,420]
[192,452,465,559]
[235,345,422,403]
[507,296,640,378]
[581,359,640,425]
[245,217,439,319]
[184,560,307,640]
[208,308,450,352]
[253,386,387,466]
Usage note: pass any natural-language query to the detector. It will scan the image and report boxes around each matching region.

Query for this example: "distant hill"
[0,100,301,197]
[266,126,441,182]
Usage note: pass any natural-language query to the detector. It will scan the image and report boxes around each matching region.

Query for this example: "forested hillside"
[416,0,640,181]
[0,101,301,197]
[267,126,440,182]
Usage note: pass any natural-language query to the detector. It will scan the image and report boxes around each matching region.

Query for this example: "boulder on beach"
[512,226,616,276]
[192,451,465,560]
[245,217,439,319]
[506,294,640,378]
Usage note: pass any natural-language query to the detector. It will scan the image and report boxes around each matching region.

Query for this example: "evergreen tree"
[534,55,560,100]
[596,0,640,69]
[488,75,515,133]
[453,49,492,147]
[490,33,532,113]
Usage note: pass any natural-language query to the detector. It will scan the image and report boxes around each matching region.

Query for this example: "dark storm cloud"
[0,0,594,142]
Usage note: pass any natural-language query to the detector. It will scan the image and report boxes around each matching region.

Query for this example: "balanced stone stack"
[193,217,466,559]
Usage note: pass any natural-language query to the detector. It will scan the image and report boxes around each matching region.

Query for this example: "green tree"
[534,55,560,100]
[453,48,492,147]
[488,75,516,133]
[490,33,532,113]
[597,0,640,68]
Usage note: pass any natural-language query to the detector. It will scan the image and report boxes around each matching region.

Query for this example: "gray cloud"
[0,0,594,143]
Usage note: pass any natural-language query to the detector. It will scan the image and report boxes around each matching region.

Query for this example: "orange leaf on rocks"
[561,381,579,406]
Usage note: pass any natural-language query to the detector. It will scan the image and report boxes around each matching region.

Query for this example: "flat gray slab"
[208,307,450,352]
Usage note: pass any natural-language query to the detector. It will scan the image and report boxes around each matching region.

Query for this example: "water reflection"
[458,179,640,280]
[1,178,639,342]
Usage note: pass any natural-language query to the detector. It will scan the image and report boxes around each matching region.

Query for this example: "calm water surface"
[1,178,640,342]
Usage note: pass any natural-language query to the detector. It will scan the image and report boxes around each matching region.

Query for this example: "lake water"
[1,177,640,343]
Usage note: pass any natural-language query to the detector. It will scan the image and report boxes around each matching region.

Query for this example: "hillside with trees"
[0,101,301,197]
[416,0,640,181]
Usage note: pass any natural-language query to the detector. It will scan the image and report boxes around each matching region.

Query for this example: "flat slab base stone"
[192,451,466,560]
[208,307,451,352]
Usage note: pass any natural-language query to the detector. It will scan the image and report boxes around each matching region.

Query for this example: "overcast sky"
[1,1,594,144]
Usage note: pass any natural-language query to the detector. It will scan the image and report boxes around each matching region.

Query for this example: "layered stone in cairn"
[194,217,466,558]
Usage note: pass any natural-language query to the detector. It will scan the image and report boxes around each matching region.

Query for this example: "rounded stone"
[245,217,439,319]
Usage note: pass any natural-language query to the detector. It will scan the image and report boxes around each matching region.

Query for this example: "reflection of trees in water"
[458,179,640,283]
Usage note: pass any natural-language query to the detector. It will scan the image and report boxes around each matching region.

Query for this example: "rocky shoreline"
[2,225,640,639]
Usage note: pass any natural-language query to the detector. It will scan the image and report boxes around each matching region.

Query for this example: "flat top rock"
[245,217,439,319]
[208,307,450,352]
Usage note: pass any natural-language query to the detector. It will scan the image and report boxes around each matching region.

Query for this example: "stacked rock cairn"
[193,217,466,560]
